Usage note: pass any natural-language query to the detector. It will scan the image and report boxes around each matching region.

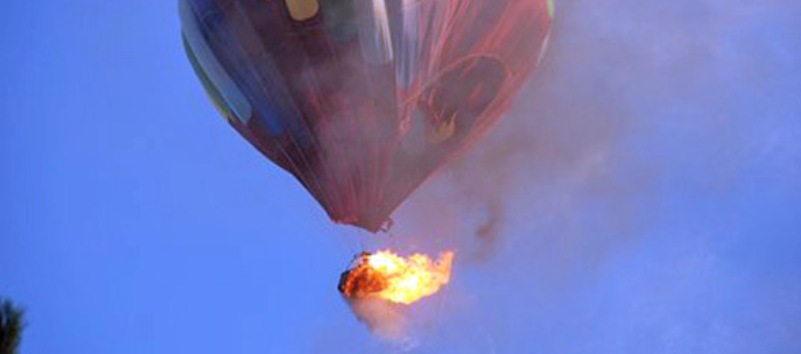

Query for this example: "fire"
[338,250,455,305]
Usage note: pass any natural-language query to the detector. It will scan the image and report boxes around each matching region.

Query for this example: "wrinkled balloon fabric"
[180,0,554,232]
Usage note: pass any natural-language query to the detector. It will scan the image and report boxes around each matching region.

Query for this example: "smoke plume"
[391,0,801,263]
[322,0,801,351]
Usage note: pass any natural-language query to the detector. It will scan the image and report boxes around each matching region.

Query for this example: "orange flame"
[339,250,455,305]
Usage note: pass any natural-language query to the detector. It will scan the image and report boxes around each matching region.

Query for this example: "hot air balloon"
[180,0,554,232]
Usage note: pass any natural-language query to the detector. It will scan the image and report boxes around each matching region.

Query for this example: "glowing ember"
[338,250,455,305]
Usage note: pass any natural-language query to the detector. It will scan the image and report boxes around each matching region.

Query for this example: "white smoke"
[323,0,801,352]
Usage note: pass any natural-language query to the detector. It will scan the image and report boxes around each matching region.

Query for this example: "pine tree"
[0,299,23,354]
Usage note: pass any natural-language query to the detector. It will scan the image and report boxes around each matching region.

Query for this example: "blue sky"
[1,1,800,353]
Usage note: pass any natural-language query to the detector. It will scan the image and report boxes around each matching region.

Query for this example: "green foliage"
[0,299,24,354]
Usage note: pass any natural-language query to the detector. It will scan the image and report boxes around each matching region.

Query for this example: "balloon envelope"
[180,0,553,232]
